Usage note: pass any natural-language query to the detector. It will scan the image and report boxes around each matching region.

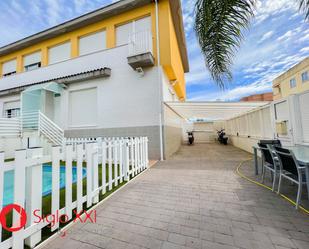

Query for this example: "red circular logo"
[0,204,27,232]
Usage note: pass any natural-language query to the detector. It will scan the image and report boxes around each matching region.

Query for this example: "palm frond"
[299,0,309,20]
[194,0,256,88]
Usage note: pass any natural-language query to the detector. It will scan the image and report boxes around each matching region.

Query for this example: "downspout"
[155,0,164,161]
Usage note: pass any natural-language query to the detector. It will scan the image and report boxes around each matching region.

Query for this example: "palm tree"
[194,0,309,88]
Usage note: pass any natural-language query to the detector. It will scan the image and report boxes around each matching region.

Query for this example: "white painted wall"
[193,122,216,143]
[224,105,275,153]
[163,104,184,157]
[161,68,177,101]
[53,45,161,130]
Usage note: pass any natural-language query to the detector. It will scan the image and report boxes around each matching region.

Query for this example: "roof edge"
[169,0,189,73]
[0,0,151,56]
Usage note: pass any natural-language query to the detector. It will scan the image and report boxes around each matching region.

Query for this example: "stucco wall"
[163,104,184,158]
[273,57,309,100]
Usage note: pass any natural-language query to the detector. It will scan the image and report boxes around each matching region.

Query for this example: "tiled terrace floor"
[42,144,309,249]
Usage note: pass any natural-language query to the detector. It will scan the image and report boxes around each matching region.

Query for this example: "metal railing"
[128,30,153,56]
[21,111,64,146]
[0,116,21,137]
[38,112,64,146]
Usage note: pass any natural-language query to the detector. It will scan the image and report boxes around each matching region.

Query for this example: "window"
[48,42,71,65]
[116,16,151,46]
[5,108,20,118]
[302,71,309,83]
[3,101,20,118]
[24,51,41,71]
[25,62,41,71]
[79,31,106,56]
[2,59,17,77]
[116,22,133,46]
[289,78,296,88]
[69,88,97,127]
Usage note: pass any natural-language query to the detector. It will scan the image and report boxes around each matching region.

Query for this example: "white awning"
[166,101,270,121]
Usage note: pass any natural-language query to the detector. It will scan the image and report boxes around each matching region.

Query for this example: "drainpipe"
[155,0,164,161]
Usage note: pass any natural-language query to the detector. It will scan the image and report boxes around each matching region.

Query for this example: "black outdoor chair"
[274,146,307,209]
[258,143,279,191]
[259,140,282,147]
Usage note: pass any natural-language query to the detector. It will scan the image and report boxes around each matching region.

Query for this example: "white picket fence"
[0,136,149,249]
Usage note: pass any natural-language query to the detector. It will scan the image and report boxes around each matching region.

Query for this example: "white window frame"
[2,59,17,77]
[289,78,296,88]
[78,30,107,56]
[302,71,309,83]
[23,51,41,71]
[48,41,71,65]
[116,15,151,47]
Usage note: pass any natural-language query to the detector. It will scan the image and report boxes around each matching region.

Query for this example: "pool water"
[2,165,86,206]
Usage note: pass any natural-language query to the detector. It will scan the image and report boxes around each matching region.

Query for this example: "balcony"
[127,30,155,70]
[0,47,119,94]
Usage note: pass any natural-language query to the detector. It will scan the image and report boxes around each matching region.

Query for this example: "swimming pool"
[2,165,86,206]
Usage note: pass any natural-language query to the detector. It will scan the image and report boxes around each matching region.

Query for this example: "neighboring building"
[273,57,309,100]
[0,0,189,159]
[241,92,273,102]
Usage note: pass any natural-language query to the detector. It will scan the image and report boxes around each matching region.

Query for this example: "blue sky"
[0,0,308,101]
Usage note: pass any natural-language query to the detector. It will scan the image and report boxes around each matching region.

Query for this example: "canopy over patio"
[21,82,65,113]
[165,101,269,121]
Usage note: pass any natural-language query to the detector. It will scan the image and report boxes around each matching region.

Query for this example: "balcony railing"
[128,30,153,57]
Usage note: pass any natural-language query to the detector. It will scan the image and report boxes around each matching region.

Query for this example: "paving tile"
[40,144,309,249]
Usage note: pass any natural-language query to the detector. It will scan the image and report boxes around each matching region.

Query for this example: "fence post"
[93,143,99,204]
[137,137,141,173]
[141,137,145,170]
[131,138,135,177]
[108,141,113,191]
[65,145,73,220]
[76,144,83,214]
[0,152,4,243]
[86,143,93,208]
[114,139,118,187]
[51,146,61,232]
[12,149,27,249]
[124,139,130,181]
[134,138,138,176]
[146,137,149,168]
[119,138,123,183]
[102,141,107,195]
[25,147,43,248]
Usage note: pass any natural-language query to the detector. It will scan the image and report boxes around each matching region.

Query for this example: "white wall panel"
[262,107,272,138]
[69,88,97,127]
[275,101,289,121]
[79,31,106,56]
[49,42,71,64]
[299,92,309,142]
[2,59,17,74]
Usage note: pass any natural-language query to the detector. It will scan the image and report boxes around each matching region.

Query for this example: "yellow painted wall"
[273,57,309,100]
[159,0,186,100]
[0,1,187,100]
